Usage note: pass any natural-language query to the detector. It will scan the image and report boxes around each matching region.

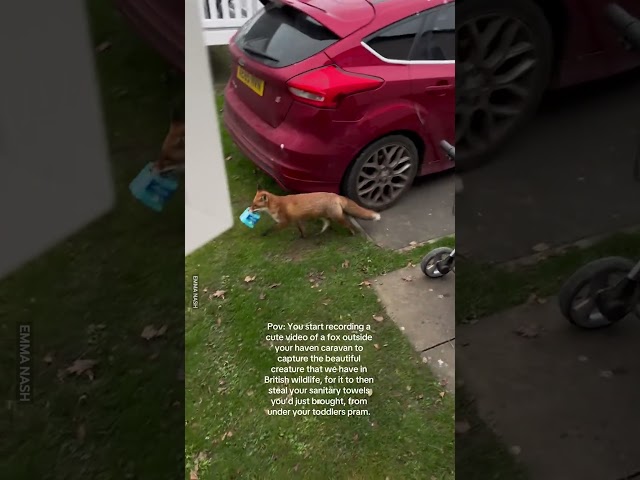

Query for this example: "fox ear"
[261,194,267,202]
[256,183,262,192]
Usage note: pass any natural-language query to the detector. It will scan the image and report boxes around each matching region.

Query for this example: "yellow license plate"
[237,66,265,96]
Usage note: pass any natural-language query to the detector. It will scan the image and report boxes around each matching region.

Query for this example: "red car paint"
[223,0,455,195]
[548,0,640,88]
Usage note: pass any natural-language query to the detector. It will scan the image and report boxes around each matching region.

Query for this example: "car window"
[365,14,425,61]
[412,4,455,61]
[234,4,338,68]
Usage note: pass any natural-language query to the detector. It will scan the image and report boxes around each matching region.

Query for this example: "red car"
[456,0,640,166]
[223,0,455,210]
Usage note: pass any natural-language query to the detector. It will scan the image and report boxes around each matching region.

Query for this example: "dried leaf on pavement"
[66,359,97,377]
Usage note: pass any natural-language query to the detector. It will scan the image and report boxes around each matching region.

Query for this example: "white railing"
[201,0,264,45]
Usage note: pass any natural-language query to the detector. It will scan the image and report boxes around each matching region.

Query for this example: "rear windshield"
[235,4,339,68]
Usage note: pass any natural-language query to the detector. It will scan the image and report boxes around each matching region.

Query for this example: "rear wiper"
[242,45,279,63]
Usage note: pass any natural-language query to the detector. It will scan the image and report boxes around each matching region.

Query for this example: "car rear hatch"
[228,0,374,128]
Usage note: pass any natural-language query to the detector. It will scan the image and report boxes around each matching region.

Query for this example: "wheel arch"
[532,0,569,77]
[339,129,425,195]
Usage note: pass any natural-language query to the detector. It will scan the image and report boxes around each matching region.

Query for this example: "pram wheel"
[558,257,636,329]
[421,247,454,278]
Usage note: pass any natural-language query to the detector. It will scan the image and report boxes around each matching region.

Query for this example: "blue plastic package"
[240,207,261,228]
[129,163,179,212]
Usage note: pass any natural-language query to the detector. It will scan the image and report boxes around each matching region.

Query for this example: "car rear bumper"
[222,83,355,194]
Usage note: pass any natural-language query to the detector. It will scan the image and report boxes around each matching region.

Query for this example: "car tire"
[456,0,554,170]
[342,135,419,211]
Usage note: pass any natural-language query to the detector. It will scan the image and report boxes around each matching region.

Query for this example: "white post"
[0,1,114,279]
[185,0,234,255]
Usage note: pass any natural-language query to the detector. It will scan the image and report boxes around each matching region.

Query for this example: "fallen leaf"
[269,283,281,289]
[514,323,540,339]
[532,242,549,253]
[402,276,413,282]
[367,389,373,397]
[221,432,228,441]
[353,433,359,442]
[455,420,471,434]
[212,290,226,299]
[95,41,111,52]
[437,294,444,299]
[600,369,614,379]
[225,155,233,161]
[259,292,266,300]
[244,275,256,283]
[43,353,54,364]
[227,430,234,438]
[217,318,222,326]
[66,359,97,376]
[358,280,372,288]
[406,385,412,392]
[141,325,167,340]
[439,391,446,398]
[509,445,522,456]
[406,261,415,268]
[409,241,418,246]
[526,293,546,304]
[373,344,380,350]
[247,390,254,396]
[77,423,86,443]
[342,260,350,268]
[372,315,384,323]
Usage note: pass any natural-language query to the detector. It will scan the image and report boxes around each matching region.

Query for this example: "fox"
[249,189,381,237]
[155,106,185,173]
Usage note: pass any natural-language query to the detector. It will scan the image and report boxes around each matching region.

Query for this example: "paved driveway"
[355,172,455,250]
[457,69,640,263]
[458,301,640,480]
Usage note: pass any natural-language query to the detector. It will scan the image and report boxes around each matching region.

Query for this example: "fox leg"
[296,222,306,238]
[333,214,357,236]
[317,218,330,235]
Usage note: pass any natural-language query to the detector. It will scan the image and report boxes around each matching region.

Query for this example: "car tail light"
[287,66,383,108]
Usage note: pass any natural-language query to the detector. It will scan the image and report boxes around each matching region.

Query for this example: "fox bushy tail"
[342,198,381,221]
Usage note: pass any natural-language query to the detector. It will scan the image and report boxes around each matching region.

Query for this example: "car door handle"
[425,84,451,92]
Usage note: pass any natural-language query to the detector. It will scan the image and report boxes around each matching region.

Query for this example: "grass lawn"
[455,232,640,479]
[185,94,455,479]
[1,3,183,479]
